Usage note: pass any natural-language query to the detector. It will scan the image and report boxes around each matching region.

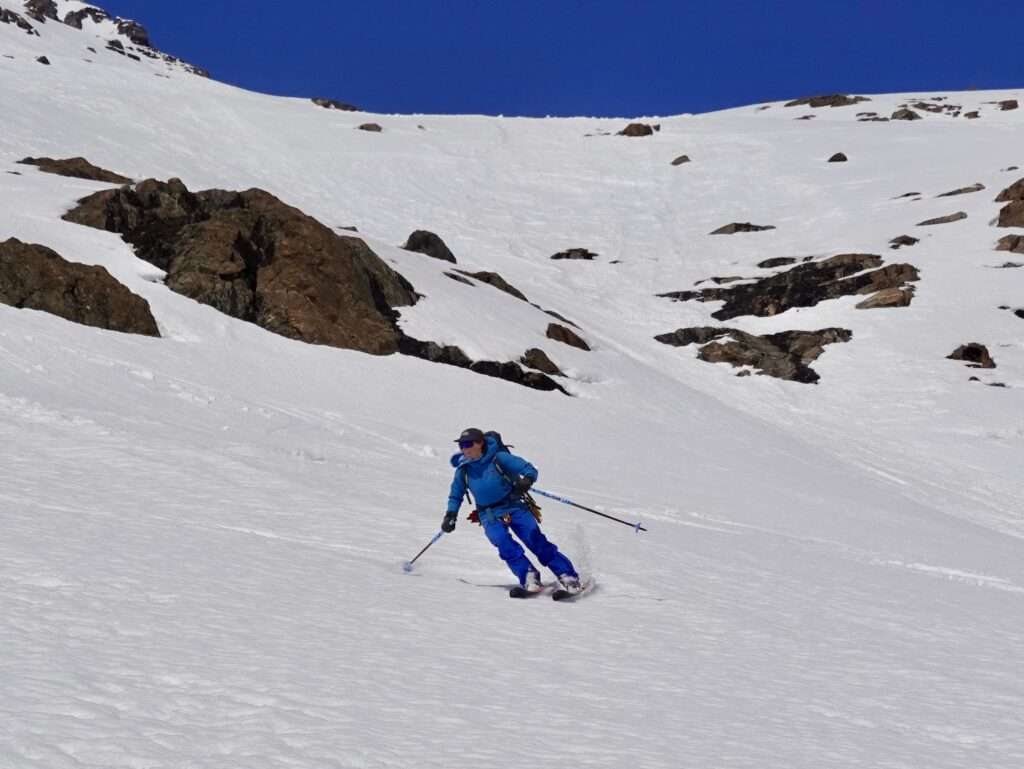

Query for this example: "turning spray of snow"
[1,7,1023,769]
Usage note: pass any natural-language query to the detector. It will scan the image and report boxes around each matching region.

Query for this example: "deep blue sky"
[98,0,1023,117]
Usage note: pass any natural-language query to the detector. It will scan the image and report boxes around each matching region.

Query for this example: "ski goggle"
[458,439,480,449]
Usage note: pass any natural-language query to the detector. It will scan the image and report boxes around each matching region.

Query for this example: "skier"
[442,428,582,595]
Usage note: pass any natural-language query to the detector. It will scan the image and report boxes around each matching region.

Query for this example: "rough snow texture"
[2,12,1024,769]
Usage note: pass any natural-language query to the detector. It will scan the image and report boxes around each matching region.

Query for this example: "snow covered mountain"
[2,3,1023,768]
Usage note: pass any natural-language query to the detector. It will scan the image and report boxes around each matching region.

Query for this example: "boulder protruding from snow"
[312,98,359,111]
[937,183,985,198]
[520,348,563,376]
[784,95,869,108]
[995,177,1024,203]
[403,230,456,263]
[17,156,132,184]
[551,248,598,260]
[889,235,919,249]
[710,222,776,235]
[828,153,848,163]
[23,0,58,23]
[947,343,996,369]
[398,337,567,394]
[996,234,1024,254]
[455,270,528,301]
[0,238,159,336]
[655,325,852,384]
[546,323,590,351]
[0,8,39,34]
[917,212,967,226]
[357,123,383,132]
[891,108,922,121]
[618,123,655,137]
[671,155,691,166]
[62,178,418,355]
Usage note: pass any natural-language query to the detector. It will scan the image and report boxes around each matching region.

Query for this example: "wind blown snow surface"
[2,9,1023,769]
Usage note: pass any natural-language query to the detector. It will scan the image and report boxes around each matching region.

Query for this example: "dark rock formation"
[855,286,915,309]
[658,254,919,320]
[24,0,58,22]
[758,257,800,269]
[312,97,359,111]
[62,178,417,355]
[937,183,984,197]
[36,55,50,65]
[997,201,1024,227]
[551,248,597,260]
[618,123,654,137]
[17,156,132,184]
[520,348,563,376]
[964,111,980,119]
[828,153,848,163]
[889,235,919,249]
[917,212,967,226]
[357,123,382,132]
[0,8,39,34]
[444,272,475,286]
[998,100,1019,111]
[894,192,921,199]
[655,325,852,383]
[996,234,1024,253]
[63,7,110,28]
[546,323,590,351]
[993,261,1023,269]
[455,270,528,301]
[0,238,159,336]
[671,155,691,166]
[891,109,922,121]
[995,178,1024,202]
[398,337,566,394]
[784,94,869,108]
[402,230,455,263]
[710,222,776,235]
[948,343,995,369]
[116,19,151,47]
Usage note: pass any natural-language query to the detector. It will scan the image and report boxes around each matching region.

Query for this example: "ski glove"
[441,512,458,533]
[513,475,534,494]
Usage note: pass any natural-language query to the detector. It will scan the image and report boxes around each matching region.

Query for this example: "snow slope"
[2,6,1023,768]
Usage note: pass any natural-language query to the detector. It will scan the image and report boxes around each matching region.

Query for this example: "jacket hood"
[450,435,499,468]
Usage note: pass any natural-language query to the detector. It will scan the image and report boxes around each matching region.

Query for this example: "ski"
[552,578,594,602]
[509,585,545,599]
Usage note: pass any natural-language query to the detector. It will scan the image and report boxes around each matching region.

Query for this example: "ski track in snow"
[2,13,1024,769]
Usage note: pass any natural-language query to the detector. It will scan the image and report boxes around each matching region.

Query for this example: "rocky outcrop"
[996,234,1024,253]
[784,95,868,108]
[546,323,590,351]
[520,348,563,376]
[23,0,58,23]
[455,270,528,301]
[402,230,456,263]
[937,183,984,197]
[17,156,132,184]
[551,248,597,260]
[891,108,922,121]
[671,155,691,166]
[0,238,159,336]
[855,286,914,309]
[964,111,980,119]
[0,9,38,34]
[398,337,566,393]
[917,212,967,226]
[115,19,151,47]
[995,178,1024,202]
[758,257,804,269]
[948,343,995,369]
[62,178,417,355]
[710,222,776,235]
[35,55,49,65]
[312,98,359,111]
[828,153,848,163]
[997,202,1024,227]
[889,235,919,249]
[63,7,110,28]
[997,100,1019,111]
[658,254,919,320]
[357,123,382,132]
[655,325,852,383]
[618,123,655,137]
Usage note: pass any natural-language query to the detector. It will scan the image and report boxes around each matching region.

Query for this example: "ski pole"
[531,488,647,532]
[402,530,444,572]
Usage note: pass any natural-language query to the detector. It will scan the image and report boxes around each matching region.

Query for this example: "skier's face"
[461,440,484,460]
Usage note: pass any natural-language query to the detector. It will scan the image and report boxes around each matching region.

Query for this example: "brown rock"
[618,123,654,137]
[62,178,417,355]
[520,348,563,376]
[948,343,995,369]
[546,323,590,351]
[828,152,848,163]
[856,286,915,309]
[312,97,359,111]
[0,238,159,336]
[23,0,58,22]
[997,201,1024,227]
[116,19,151,47]
[0,8,39,34]
[995,177,1024,202]
[996,234,1024,253]
[998,100,1019,111]
[710,222,776,235]
[937,183,985,197]
[889,235,919,249]
[36,55,50,65]
[964,111,980,119]
[671,155,691,166]
[403,230,456,263]
[891,108,922,121]
[358,123,382,132]
[784,94,869,108]
[758,257,799,268]
[917,212,967,226]
[456,270,528,301]
[63,7,110,28]
[17,156,132,184]
[551,248,597,260]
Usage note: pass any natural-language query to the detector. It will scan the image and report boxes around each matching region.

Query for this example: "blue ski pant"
[482,505,577,586]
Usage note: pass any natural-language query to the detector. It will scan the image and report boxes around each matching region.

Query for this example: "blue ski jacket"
[447,436,538,522]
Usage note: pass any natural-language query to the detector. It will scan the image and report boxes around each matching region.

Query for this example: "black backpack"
[460,431,542,523]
